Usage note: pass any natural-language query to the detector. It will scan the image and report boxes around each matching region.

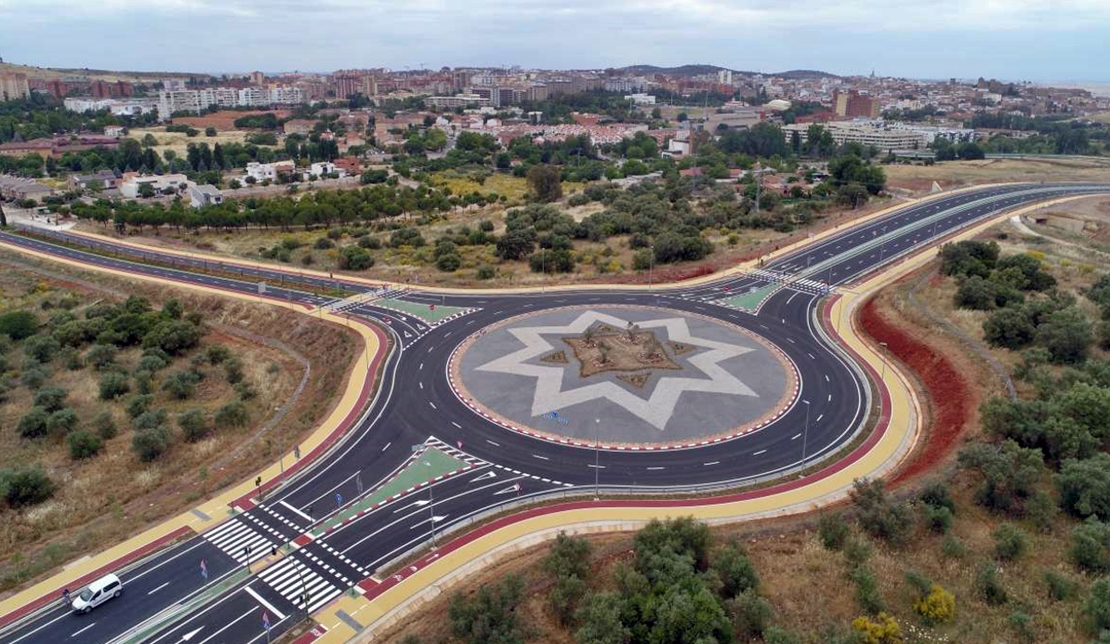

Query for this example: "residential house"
[188,184,224,209]
[302,161,348,181]
[0,175,53,202]
[119,173,189,198]
[243,161,296,183]
[68,170,119,191]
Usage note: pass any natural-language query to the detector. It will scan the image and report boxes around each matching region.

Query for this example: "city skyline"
[1,0,1108,82]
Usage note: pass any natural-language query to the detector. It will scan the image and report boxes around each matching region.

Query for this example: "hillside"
[0,61,199,83]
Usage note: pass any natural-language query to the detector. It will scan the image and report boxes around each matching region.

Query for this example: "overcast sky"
[1,0,1108,82]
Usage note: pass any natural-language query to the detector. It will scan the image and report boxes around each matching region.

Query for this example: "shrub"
[476,265,496,280]
[133,409,168,431]
[993,523,1028,561]
[844,537,873,567]
[728,590,774,640]
[357,236,381,249]
[98,372,130,400]
[1043,569,1078,601]
[913,584,956,625]
[47,408,78,435]
[0,310,38,340]
[1070,518,1110,573]
[449,575,526,644]
[337,246,374,270]
[314,237,335,250]
[137,352,169,373]
[206,344,232,364]
[851,567,886,614]
[923,505,954,534]
[24,335,61,362]
[234,381,256,400]
[86,344,118,370]
[817,512,851,551]
[179,408,209,443]
[850,479,914,545]
[132,426,172,462]
[162,370,203,400]
[94,410,117,439]
[142,320,202,356]
[32,386,68,412]
[0,467,55,507]
[20,363,49,389]
[1057,453,1110,519]
[215,401,249,428]
[126,394,154,418]
[851,612,902,644]
[17,407,50,439]
[919,480,956,514]
[714,540,760,598]
[67,431,104,459]
[1086,578,1110,632]
[942,533,967,559]
[435,252,461,272]
[975,562,1008,605]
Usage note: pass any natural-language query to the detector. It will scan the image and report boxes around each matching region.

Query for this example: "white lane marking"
[486,440,500,446]
[703,461,720,466]
[808,353,815,360]
[532,454,550,460]
[451,421,461,429]
[429,401,436,409]
[587,464,606,469]
[70,623,97,638]
[5,609,69,644]
[148,581,170,595]
[419,382,423,390]
[825,374,830,382]
[393,499,430,514]
[792,433,802,440]
[647,466,665,471]
[382,442,391,452]
[816,414,824,423]
[244,585,287,620]
[419,363,423,370]
[195,607,255,644]
[786,337,795,343]
[279,500,314,523]
[753,449,767,456]
[827,394,832,402]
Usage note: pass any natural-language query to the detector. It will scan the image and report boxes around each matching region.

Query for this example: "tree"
[983,306,1035,349]
[0,467,56,508]
[850,479,914,544]
[98,372,130,400]
[575,592,629,644]
[714,540,760,598]
[215,400,249,428]
[955,275,999,310]
[179,408,209,443]
[958,440,1045,514]
[728,590,774,640]
[818,512,850,550]
[544,533,591,625]
[132,425,172,462]
[32,386,68,412]
[143,319,202,355]
[449,575,527,644]
[1057,454,1110,519]
[137,182,156,198]
[993,523,1028,560]
[1071,518,1110,573]
[1036,306,1093,364]
[526,164,563,203]
[0,310,38,340]
[17,407,50,439]
[1086,578,1110,632]
[337,246,375,271]
[205,126,217,137]
[0,200,6,227]
[67,430,104,460]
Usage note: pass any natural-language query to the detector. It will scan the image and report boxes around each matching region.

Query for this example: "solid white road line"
[792,433,802,440]
[70,623,97,638]
[279,500,314,523]
[451,421,461,428]
[147,581,170,595]
[195,607,254,644]
[486,439,500,446]
[244,585,287,620]
[753,450,767,456]
[381,441,391,452]
[816,414,824,423]
[532,454,549,460]
[703,461,720,466]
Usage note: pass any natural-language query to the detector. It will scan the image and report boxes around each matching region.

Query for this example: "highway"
[0,182,1107,644]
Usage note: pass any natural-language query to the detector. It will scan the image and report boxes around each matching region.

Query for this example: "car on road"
[71,574,123,614]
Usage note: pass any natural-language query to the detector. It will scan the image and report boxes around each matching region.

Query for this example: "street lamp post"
[801,399,811,468]
[429,484,438,550]
[879,341,889,381]
[648,246,654,293]
[594,418,601,500]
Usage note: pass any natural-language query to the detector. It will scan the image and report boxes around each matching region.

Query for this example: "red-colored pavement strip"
[289,623,329,644]
[359,294,895,602]
[0,525,193,630]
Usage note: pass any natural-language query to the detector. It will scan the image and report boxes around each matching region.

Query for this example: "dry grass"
[0,253,358,595]
[128,127,257,160]
[885,157,1110,193]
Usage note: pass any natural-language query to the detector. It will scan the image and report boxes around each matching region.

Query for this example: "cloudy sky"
[1,0,1107,82]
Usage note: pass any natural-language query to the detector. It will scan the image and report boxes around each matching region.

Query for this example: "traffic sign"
[262,611,271,631]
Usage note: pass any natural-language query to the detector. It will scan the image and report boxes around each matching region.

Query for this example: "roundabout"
[451,305,797,448]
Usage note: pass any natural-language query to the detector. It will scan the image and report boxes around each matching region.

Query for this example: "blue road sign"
[335,492,343,506]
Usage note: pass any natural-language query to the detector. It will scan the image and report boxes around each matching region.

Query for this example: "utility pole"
[801,399,811,468]
[754,163,762,215]
[593,418,601,500]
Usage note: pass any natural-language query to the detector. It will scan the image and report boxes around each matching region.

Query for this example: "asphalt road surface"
[1,182,1107,644]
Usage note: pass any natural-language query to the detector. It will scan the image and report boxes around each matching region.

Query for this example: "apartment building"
[782,121,927,150]
[0,72,30,101]
[425,94,491,109]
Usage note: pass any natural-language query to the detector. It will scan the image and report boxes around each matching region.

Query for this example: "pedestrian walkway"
[258,556,344,615]
[203,514,290,565]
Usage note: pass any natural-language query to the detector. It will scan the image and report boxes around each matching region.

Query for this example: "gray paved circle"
[454,306,793,446]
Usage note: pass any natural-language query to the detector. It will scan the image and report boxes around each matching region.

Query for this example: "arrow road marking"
[393,499,430,514]
[180,626,205,642]
[470,471,497,482]
[409,515,448,529]
[494,483,522,496]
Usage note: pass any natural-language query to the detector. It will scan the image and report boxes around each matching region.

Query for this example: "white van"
[71,574,123,613]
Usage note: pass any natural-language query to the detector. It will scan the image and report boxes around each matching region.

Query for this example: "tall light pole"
[429,483,438,550]
[648,246,655,294]
[593,418,601,500]
[541,247,546,293]
[801,399,811,468]
[879,341,888,382]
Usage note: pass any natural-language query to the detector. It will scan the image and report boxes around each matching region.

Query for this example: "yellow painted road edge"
[0,239,382,622]
[323,195,1087,644]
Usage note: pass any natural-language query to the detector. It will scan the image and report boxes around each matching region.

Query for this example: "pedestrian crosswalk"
[258,556,343,614]
[786,277,832,296]
[204,517,287,565]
